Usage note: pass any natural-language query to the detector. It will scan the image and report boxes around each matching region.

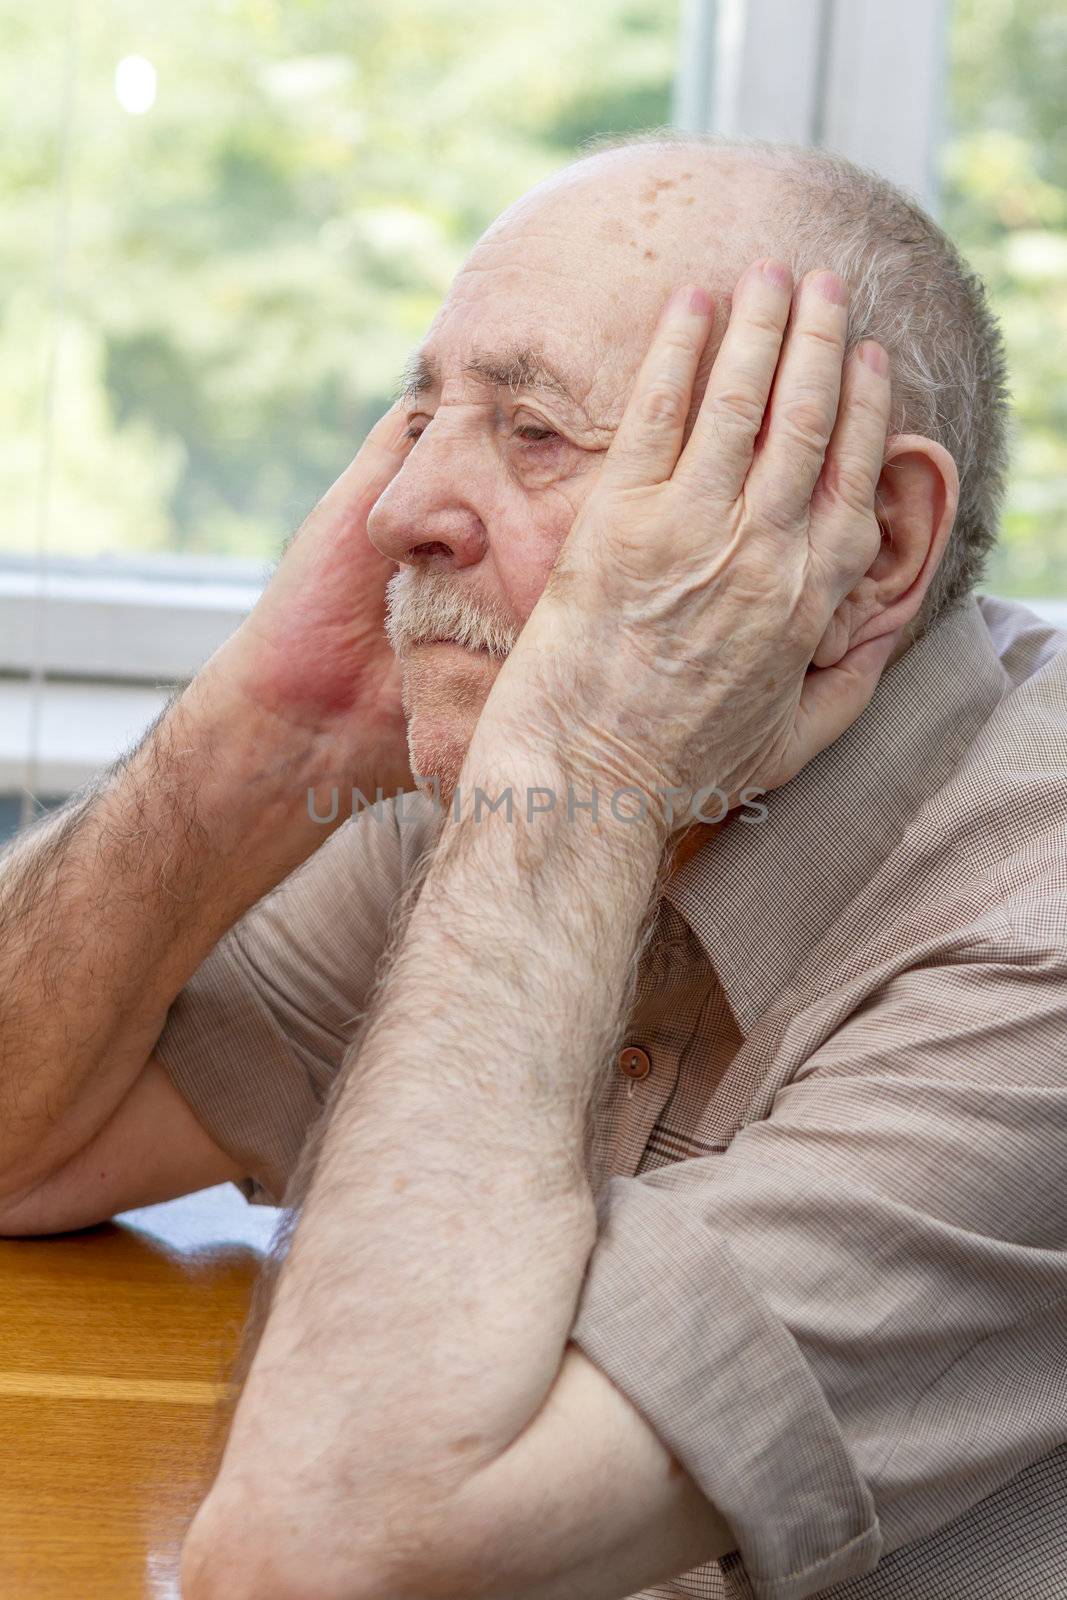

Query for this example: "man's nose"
[367,431,489,570]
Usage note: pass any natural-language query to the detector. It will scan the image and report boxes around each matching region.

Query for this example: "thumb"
[319,404,410,524]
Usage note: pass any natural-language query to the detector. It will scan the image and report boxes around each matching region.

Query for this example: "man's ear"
[812,433,960,668]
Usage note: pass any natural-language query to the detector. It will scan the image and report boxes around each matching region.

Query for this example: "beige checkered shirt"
[157,591,1067,1599]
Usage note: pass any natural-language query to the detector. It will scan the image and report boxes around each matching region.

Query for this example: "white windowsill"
[0,554,266,791]
[0,575,1064,797]
[0,680,173,793]
[0,554,266,684]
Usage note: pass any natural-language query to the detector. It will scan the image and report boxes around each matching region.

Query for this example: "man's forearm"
[0,663,388,1199]
[196,746,669,1590]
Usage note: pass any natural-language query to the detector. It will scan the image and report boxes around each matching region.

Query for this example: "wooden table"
[0,1185,280,1598]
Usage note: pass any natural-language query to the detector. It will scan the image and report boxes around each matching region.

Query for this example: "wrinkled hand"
[207,402,414,794]
[481,260,898,832]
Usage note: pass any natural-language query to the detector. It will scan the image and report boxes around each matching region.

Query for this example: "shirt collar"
[662,595,1012,1035]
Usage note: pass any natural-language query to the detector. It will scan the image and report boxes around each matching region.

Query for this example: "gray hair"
[572,129,1012,643]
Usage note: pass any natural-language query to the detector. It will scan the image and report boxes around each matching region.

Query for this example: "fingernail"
[761,259,791,290]
[860,340,889,376]
[815,270,848,304]
[687,285,713,315]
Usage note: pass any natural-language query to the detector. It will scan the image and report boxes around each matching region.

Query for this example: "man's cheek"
[493,498,577,617]
[543,468,603,564]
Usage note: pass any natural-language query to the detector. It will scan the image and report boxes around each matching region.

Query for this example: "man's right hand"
[0,405,417,1215]
[205,403,415,799]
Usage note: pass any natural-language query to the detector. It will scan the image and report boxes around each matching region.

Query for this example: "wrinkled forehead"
[420,249,652,425]
[415,258,611,417]
[419,148,785,423]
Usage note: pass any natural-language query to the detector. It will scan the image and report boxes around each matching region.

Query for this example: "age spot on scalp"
[640,177,677,204]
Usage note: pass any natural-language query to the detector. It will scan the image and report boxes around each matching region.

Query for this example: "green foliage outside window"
[3,0,677,561]
[942,0,1067,597]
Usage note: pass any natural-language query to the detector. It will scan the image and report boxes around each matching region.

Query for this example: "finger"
[362,400,412,462]
[600,285,716,491]
[673,257,793,503]
[743,268,851,529]
[813,340,892,571]
[320,404,410,520]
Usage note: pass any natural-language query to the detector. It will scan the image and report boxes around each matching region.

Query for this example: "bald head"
[448,142,787,438]
[452,132,1010,635]
[478,139,784,304]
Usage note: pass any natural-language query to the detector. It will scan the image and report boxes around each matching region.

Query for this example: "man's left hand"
[474,259,897,831]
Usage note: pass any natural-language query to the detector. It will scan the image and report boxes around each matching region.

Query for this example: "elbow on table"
[177,1485,460,1600]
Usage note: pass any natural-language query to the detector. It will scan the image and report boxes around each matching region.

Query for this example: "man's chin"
[406,713,479,810]
[401,651,499,803]
[411,751,465,813]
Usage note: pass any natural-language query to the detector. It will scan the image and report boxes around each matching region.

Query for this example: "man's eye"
[401,421,559,445]
[514,425,559,444]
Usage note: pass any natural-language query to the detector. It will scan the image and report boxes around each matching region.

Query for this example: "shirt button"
[617,1045,652,1080]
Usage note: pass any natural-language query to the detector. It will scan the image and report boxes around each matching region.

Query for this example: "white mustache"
[384,567,520,658]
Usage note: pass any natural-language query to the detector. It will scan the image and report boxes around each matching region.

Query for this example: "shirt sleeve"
[153,791,441,1208]
[568,925,1067,1599]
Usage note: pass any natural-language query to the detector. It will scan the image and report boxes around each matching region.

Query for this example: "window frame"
[0,552,263,684]
[673,0,949,215]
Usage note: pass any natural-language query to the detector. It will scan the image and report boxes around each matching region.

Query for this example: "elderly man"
[1,133,1065,1600]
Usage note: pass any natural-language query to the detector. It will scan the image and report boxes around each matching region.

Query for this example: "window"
[941,0,1067,600]
[5,0,678,564]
